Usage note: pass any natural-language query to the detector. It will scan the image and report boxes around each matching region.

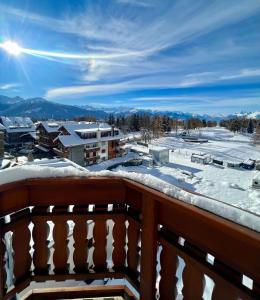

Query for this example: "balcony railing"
[0,177,259,300]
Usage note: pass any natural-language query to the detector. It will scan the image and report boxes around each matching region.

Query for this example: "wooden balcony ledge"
[0,177,259,300]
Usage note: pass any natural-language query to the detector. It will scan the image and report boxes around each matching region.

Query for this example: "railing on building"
[0,177,259,300]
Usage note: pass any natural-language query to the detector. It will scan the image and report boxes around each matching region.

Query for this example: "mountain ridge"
[0,95,259,121]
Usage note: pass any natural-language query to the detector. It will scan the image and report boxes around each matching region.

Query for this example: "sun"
[1,41,22,56]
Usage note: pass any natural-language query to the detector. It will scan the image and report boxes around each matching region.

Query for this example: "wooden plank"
[21,285,137,300]
[32,207,49,275]
[112,215,126,270]
[159,239,178,300]
[127,217,140,279]
[0,187,29,217]
[139,194,158,300]
[12,217,31,286]
[52,207,68,274]
[93,218,107,272]
[158,198,260,284]
[73,212,88,273]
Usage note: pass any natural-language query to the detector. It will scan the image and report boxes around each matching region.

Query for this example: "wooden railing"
[0,177,259,300]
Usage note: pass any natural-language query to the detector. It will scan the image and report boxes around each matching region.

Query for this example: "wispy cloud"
[1,0,260,113]
[220,69,260,80]
[117,0,154,7]
[0,83,20,90]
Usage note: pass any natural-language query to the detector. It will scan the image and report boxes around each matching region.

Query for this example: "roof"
[25,158,86,171]
[57,122,121,147]
[148,145,168,152]
[38,121,62,133]
[0,116,35,133]
[61,122,112,134]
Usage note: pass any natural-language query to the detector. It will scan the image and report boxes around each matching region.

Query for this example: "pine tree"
[247,119,254,134]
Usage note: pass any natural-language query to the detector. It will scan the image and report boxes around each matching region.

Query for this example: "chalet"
[0,116,36,146]
[36,121,61,150]
[53,122,123,166]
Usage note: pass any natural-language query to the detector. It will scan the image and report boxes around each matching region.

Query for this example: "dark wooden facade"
[36,123,60,149]
[0,177,259,299]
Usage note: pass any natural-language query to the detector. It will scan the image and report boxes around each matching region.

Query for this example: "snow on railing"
[0,165,259,232]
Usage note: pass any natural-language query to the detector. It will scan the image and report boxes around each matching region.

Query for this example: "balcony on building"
[0,173,259,300]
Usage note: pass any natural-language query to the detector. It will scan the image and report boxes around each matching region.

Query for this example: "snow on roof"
[26,158,86,171]
[57,122,121,147]
[0,116,35,132]
[0,123,5,130]
[148,145,168,152]
[0,165,259,232]
[39,121,62,133]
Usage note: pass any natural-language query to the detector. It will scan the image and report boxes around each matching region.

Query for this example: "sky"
[0,0,259,115]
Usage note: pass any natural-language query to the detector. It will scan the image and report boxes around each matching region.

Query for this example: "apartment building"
[0,116,36,146]
[36,121,61,150]
[53,122,123,166]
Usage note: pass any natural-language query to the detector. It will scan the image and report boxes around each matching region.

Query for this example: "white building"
[148,145,169,165]
[53,122,123,166]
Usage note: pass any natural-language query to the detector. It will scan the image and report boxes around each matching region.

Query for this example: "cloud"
[220,69,260,80]
[0,83,20,90]
[1,0,260,112]
[117,0,153,7]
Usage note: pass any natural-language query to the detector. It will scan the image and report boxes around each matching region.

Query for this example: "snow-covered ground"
[114,127,260,216]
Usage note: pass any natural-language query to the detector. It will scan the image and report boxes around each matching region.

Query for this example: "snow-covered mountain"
[0,96,107,120]
[233,111,260,119]
[0,95,259,121]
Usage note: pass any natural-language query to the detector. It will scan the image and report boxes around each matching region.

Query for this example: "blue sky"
[0,0,259,115]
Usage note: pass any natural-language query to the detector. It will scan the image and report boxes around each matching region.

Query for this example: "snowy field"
[114,127,260,215]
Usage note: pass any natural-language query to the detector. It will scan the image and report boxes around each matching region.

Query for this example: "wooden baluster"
[12,213,31,286]
[127,218,140,278]
[52,206,69,274]
[32,207,49,275]
[211,278,240,300]
[93,217,107,272]
[73,206,88,273]
[182,255,205,300]
[112,215,126,271]
[0,219,6,299]
[140,194,158,300]
[159,239,178,300]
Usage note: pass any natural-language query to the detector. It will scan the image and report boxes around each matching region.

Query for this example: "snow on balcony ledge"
[0,165,259,232]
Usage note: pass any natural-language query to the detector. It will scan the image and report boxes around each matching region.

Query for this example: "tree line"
[219,118,258,134]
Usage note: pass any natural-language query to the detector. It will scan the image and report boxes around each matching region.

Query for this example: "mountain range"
[0,95,259,121]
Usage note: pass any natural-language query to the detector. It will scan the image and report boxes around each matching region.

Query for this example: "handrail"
[0,177,259,300]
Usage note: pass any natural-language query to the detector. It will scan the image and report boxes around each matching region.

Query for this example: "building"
[53,122,123,166]
[0,116,36,146]
[36,121,61,150]
[241,159,255,170]
[148,145,169,165]
[191,153,211,164]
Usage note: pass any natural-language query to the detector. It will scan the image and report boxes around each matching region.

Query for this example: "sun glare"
[1,41,22,56]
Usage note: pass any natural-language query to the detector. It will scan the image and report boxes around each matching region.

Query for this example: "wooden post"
[140,193,158,300]
[0,219,5,300]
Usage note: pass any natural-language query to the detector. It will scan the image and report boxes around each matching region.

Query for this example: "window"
[76,131,97,139]
[101,131,111,137]
[102,149,106,153]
